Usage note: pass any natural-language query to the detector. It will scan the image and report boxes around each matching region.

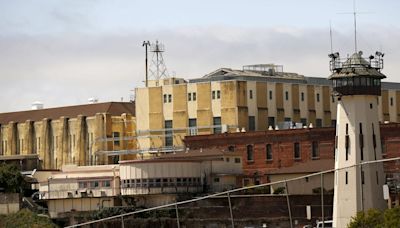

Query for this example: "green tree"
[348,207,400,228]
[2,209,57,228]
[0,163,25,193]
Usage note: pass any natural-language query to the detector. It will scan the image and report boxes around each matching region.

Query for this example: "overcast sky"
[1,0,399,113]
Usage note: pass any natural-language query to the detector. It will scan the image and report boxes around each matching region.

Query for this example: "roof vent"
[31,101,44,110]
[88,97,99,104]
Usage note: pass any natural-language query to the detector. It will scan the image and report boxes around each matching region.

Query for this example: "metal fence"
[65,157,400,228]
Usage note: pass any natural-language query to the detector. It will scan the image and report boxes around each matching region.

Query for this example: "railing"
[65,157,400,228]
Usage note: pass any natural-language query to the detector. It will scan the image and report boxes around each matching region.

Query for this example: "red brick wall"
[184,123,400,183]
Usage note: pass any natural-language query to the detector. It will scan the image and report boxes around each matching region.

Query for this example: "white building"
[329,51,387,227]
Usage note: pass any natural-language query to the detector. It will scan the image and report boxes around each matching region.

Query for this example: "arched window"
[266,144,273,160]
[247,145,254,161]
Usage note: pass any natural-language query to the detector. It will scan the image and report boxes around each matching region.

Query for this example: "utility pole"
[142,41,150,87]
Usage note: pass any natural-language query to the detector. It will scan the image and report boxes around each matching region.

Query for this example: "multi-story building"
[0,102,136,169]
[135,64,400,150]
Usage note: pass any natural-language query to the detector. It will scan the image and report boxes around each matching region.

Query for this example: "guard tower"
[329,51,387,227]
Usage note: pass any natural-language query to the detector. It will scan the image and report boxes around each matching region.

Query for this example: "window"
[213,117,221,134]
[79,182,87,188]
[212,91,216,99]
[268,117,275,128]
[370,103,373,109]
[249,90,253,99]
[228,145,235,152]
[234,158,241,163]
[301,92,304,101]
[316,93,320,102]
[247,145,254,161]
[284,117,291,122]
[188,93,192,101]
[226,157,230,162]
[163,94,167,103]
[103,180,111,187]
[316,119,322,128]
[301,118,307,126]
[217,90,221,99]
[249,116,256,131]
[269,90,273,100]
[188,118,197,136]
[266,144,273,160]
[294,142,301,159]
[312,141,319,158]
[214,178,220,183]
[361,171,365,185]
[390,97,393,106]
[112,132,120,146]
[193,92,197,101]
[345,172,348,185]
[168,94,172,103]
[165,120,173,146]
[285,91,289,100]
[360,122,364,160]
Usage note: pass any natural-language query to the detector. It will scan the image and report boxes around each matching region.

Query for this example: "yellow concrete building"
[135,64,400,150]
[0,102,136,169]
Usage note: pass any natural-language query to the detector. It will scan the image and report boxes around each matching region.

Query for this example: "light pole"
[142,41,150,87]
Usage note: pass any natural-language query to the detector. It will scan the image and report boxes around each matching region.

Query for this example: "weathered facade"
[0,102,136,169]
[184,123,400,186]
[135,64,400,151]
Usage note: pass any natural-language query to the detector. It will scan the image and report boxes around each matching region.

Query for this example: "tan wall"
[257,82,268,130]
[197,83,212,134]
[221,81,239,129]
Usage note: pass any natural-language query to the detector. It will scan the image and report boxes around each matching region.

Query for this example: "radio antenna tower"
[149,40,169,80]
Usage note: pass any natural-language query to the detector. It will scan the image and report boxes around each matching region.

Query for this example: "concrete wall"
[0,193,20,215]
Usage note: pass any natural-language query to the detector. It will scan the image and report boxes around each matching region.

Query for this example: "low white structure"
[119,160,202,196]
[36,165,120,218]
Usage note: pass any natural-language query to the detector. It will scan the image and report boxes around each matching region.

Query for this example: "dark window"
[360,122,364,160]
[163,94,167,103]
[332,96,335,103]
[316,119,322,127]
[249,116,256,131]
[370,103,373,109]
[168,94,172,103]
[188,93,192,101]
[312,141,319,158]
[188,118,197,136]
[213,117,221,134]
[212,91,216,99]
[390,97,393,106]
[217,90,221,99]
[294,142,301,159]
[345,172,348,185]
[269,90,273,100]
[301,118,307,126]
[247,145,254,161]
[268,117,275,128]
[285,91,289,100]
[235,158,241,163]
[193,92,197,101]
[249,90,253,99]
[361,171,365,185]
[214,178,220,183]
[316,93,320,102]
[228,145,235,152]
[301,92,304,101]
[112,132,120,146]
[165,120,173,146]
[266,144,273,160]
[284,117,291,122]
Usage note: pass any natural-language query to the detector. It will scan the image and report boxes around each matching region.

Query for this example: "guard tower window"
[212,91,216,99]
[316,93,320,102]
[188,93,192,101]
[193,92,197,101]
[217,90,221,99]
[249,90,253,99]
[285,91,289,101]
[269,91,273,100]
[390,97,393,106]
[301,92,304,101]
[168,94,172,103]
[163,94,167,103]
